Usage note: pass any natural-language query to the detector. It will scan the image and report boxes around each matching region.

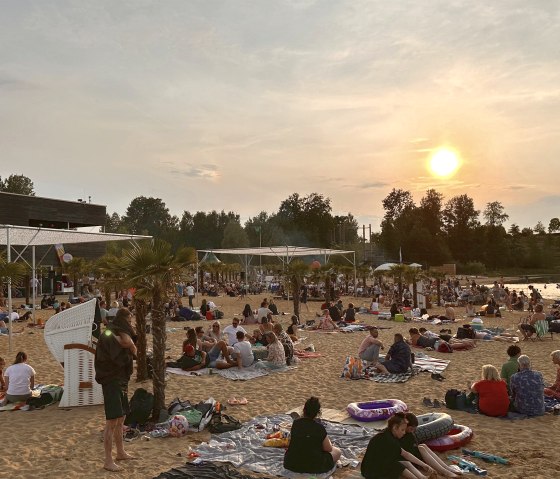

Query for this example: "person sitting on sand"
[465,301,476,317]
[358,327,384,364]
[390,302,400,318]
[512,295,524,311]
[195,326,216,352]
[500,345,521,391]
[274,323,294,365]
[361,412,434,479]
[328,302,342,322]
[374,333,412,375]
[519,304,546,340]
[287,315,300,342]
[408,328,438,348]
[206,321,222,342]
[241,303,257,324]
[259,316,274,335]
[284,396,341,474]
[468,365,510,417]
[232,331,254,368]
[0,320,24,335]
[443,304,456,321]
[544,350,560,400]
[171,342,207,372]
[316,309,338,331]
[343,303,356,323]
[268,298,279,315]
[510,355,545,416]
[400,413,459,478]
[255,331,286,369]
[2,351,35,405]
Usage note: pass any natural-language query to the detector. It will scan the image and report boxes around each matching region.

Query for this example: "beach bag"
[445,389,462,410]
[341,356,365,379]
[125,388,154,425]
[214,310,224,319]
[208,412,242,433]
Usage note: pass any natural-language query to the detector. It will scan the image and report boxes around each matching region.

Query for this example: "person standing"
[94,308,137,472]
[186,283,195,308]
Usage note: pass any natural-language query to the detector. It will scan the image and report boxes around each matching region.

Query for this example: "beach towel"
[365,368,418,383]
[166,367,211,377]
[217,364,296,381]
[192,414,371,478]
[413,354,450,374]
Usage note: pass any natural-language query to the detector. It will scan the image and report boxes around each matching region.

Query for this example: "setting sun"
[429,148,460,177]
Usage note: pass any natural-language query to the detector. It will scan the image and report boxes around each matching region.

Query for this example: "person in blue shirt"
[374,333,412,375]
[510,355,545,416]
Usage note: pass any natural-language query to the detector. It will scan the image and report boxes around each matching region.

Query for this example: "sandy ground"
[2,294,560,479]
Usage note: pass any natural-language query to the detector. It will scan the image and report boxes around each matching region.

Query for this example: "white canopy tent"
[374,262,397,272]
[1,224,151,351]
[196,246,357,297]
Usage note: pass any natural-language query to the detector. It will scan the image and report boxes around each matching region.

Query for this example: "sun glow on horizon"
[429,148,460,177]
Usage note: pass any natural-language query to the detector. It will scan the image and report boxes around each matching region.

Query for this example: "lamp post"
[255,226,262,273]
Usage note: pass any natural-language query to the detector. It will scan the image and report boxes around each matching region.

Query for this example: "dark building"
[0,192,107,266]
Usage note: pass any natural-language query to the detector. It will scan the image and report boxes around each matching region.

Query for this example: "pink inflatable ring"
[347,399,407,422]
[424,424,473,452]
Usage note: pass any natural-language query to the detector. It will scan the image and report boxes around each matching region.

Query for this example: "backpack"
[208,412,242,433]
[444,389,462,410]
[26,385,64,408]
[125,388,154,425]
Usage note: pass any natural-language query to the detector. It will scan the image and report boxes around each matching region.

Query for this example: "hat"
[184,344,195,356]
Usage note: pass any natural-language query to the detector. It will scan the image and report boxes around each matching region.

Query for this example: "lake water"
[484,283,560,300]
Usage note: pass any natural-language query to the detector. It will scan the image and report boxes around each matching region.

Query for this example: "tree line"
[2,174,560,271]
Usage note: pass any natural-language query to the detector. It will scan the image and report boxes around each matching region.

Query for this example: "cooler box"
[394,313,405,322]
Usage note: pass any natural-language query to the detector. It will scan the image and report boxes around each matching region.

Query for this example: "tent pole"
[32,245,36,324]
[353,252,357,298]
[7,227,13,352]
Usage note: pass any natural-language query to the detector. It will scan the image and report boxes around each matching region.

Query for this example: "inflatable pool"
[347,399,407,422]
[424,424,473,452]
[415,412,454,442]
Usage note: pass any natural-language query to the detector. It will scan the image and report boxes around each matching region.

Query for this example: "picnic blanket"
[154,462,256,479]
[166,364,297,381]
[341,354,450,382]
[192,414,371,478]
[339,324,371,332]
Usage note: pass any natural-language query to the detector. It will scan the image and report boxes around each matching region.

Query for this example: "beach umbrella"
[374,263,397,272]
[409,263,422,268]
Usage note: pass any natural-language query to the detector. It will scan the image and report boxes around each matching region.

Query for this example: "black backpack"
[125,388,154,425]
[208,412,242,433]
[457,326,475,339]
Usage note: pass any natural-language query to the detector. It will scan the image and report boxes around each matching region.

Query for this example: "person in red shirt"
[469,364,510,417]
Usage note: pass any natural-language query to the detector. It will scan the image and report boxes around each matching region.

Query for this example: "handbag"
[208,412,242,433]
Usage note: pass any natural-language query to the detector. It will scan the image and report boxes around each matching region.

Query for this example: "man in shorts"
[94,308,137,472]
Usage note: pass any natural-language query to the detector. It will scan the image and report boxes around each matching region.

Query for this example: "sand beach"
[2,294,560,479]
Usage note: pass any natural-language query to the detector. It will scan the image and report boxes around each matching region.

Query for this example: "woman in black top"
[344,303,356,323]
[284,397,341,473]
[361,413,432,479]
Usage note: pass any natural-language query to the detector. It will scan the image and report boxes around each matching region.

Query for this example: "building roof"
[0,224,151,246]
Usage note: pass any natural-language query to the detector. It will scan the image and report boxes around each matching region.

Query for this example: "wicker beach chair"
[44,299,104,407]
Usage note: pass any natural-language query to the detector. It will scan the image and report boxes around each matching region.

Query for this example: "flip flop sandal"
[431,372,445,381]
[227,398,240,405]
[432,399,442,408]
[237,397,248,405]
[422,397,434,407]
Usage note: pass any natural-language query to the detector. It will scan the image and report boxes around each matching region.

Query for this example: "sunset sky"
[1,1,559,231]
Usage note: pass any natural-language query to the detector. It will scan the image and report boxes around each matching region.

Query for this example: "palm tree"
[119,240,196,418]
[429,270,446,308]
[0,252,26,307]
[285,260,310,317]
[64,257,89,297]
[388,264,408,305]
[96,253,153,382]
[403,266,426,309]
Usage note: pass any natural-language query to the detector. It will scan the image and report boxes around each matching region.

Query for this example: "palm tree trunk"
[412,280,418,309]
[151,289,167,419]
[135,299,148,382]
[25,274,30,304]
[436,279,441,307]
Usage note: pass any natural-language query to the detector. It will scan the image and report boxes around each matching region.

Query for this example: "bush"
[457,262,486,275]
